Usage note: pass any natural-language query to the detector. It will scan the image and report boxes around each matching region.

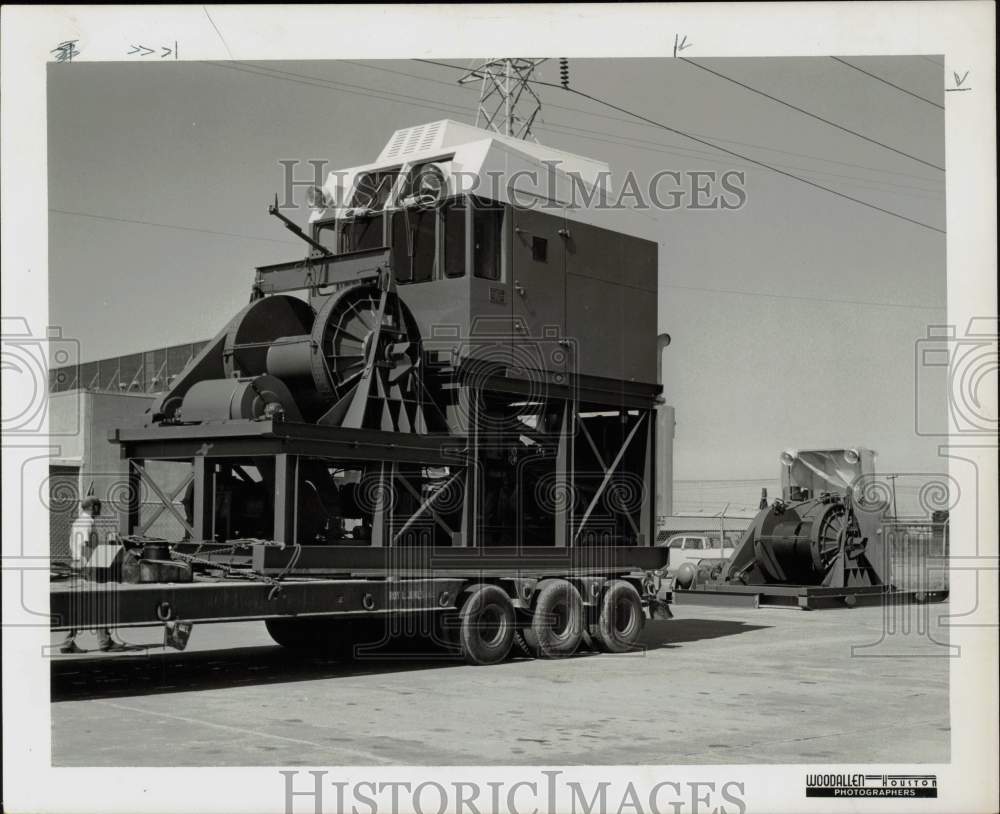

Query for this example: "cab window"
[472,202,503,281]
[339,214,385,253]
[390,197,468,284]
[443,199,466,278]
[391,209,437,283]
[351,169,401,209]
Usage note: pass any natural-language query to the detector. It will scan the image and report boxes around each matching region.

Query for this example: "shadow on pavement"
[52,617,770,702]
[640,618,771,647]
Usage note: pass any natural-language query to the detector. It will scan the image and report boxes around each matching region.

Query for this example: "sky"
[46,57,947,484]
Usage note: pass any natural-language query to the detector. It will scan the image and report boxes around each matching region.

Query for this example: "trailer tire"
[591,580,644,654]
[458,585,515,666]
[524,579,584,658]
[265,618,319,651]
[265,617,374,660]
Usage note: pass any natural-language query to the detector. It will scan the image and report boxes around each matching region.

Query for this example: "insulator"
[559,58,569,89]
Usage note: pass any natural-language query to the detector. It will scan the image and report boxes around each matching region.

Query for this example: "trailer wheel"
[265,618,372,660]
[265,618,319,650]
[524,579,584,658]
[591,580,644,653]
[458,585,515,666]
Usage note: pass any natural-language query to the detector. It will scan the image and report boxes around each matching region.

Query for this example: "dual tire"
[590,579,645,653]
[523,579,585,658]
[457,584,516,665]
[524,578,644,657]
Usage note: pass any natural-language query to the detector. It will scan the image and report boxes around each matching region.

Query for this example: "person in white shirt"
[60,497,124,653]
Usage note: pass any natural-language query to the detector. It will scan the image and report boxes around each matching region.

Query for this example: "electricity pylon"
[458,58,547,141]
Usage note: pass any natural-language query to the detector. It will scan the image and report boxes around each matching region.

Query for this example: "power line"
[829,57,944,109]
[207,61,471,119]
[202,60,942,213]
[678,58,945,171]
[207,59,945,232]
[217,58,945,194]
[536,119,944,200]
[203,7,234,60]
[50,208,300,246]
[415,59,945,234]
[663,282,944,312]
[254,58,945,185]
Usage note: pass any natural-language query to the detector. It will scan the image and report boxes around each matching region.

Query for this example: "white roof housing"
[316,119,662,242]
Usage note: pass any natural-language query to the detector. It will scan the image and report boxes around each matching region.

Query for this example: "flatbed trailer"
[51,545,669,629]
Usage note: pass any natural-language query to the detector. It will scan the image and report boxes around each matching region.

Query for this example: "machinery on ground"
[50,120,673,663]
[673,448,948,609]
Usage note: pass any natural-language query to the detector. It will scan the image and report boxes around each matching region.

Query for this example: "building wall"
[48,390,155,557]
[49,340,208,394]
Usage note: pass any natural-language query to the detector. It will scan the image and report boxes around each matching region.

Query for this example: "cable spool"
[751,498,852,584]
[222,295,315,379]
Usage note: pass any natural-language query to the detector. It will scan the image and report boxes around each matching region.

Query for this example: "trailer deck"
[50,545,668,630]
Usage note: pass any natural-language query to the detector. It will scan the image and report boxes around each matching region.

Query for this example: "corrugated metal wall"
[49,340,209,394]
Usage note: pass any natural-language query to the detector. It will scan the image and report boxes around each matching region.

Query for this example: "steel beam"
[191,456,213,541]
[50,576,466,630]
[254,248,391,295]
[573,413,646,543]
[132,460,196,539]
[273,454,296,544]
[252,544,668,575]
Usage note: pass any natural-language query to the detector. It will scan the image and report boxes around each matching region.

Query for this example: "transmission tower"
[458,58,547,140]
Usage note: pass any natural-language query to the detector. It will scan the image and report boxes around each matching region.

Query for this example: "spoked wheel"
[457,585,515,665]
[310,284,426,431]
[813,503,849,571]
[524,579,584,658]
[591,580,644,653]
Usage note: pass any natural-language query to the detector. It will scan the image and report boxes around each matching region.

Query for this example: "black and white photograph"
[2,4,996,813]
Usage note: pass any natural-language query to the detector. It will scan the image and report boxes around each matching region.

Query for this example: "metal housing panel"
[511,207,566,376]
[565,273,624,382]
[621,284,658,383]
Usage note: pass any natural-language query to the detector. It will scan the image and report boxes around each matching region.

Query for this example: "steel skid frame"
[114,381,659,553]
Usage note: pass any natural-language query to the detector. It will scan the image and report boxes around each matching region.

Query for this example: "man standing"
[60,496,124,653]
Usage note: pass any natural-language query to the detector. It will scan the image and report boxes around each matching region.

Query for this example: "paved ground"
[51,601,951,766]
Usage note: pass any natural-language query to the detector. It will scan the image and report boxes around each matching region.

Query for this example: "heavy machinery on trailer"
[673,448,949,609]
[50,119,673,664]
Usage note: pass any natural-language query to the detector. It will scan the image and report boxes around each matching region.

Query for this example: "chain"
[120,537,300,600]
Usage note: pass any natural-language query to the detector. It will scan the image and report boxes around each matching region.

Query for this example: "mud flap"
[647,598,673,620]
[163,621,193,651]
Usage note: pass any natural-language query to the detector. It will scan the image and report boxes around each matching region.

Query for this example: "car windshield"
[669,539,684,548]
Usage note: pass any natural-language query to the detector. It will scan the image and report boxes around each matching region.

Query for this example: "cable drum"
[753,500,850,583]
[309,284,422,400]
[222,295,315,379]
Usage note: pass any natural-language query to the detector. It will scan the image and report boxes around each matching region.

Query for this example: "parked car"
[655,533,737,574]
